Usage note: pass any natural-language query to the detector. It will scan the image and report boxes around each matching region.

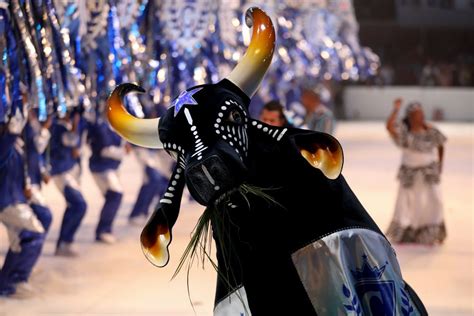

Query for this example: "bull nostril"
[201,165,220,191]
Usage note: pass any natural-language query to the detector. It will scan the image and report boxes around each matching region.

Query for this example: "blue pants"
[0,204,51,296]
[31,203,53,233]
[58,185,87,246]
[96,190,122,238]
[129,167,168,219]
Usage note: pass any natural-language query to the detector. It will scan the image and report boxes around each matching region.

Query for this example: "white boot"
[96,233,117,244]
[55,242,79,257]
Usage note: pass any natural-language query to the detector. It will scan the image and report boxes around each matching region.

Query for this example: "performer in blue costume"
[87,109,127,243]
[7,111,55,292]
[1,2,48,296]
[128,107,171,225]
[24,111,53,236]
[49,110,87,257]
[0,110,46,297]
[129,147,170,225]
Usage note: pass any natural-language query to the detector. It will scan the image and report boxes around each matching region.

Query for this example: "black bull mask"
[106,8,343,268]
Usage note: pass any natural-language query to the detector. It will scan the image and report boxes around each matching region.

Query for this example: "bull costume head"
[107,7,428,315]
[108,7,342,267]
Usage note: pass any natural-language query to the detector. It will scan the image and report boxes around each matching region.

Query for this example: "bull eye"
[228,109,243,125]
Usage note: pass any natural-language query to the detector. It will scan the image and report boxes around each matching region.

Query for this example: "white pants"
[52,165,82,193]
[0,204,44,252]
[29,184,47,206]
[92,170,123,195]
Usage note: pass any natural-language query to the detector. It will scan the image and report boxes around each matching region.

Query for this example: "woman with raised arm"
[386,98,447,245]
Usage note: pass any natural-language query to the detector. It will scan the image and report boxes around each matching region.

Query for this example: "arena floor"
[1,121,472,316]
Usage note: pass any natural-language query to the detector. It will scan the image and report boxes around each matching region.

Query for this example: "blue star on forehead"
[171,87,203,117]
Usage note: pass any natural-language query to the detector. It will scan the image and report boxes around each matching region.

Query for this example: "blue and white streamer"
[1,0,380,126]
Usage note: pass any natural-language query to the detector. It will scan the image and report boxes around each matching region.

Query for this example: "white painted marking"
[201,165,215,185]
[160,199,172,204]
[184,108,193,125]
[191,146,208,157]
[195,144,205,151]
[277,128,288,141]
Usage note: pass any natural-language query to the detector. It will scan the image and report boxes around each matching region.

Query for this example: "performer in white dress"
[386,99,447,245]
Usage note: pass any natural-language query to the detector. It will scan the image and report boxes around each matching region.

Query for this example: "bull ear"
[294,132,343,179]
[140,160,186,268]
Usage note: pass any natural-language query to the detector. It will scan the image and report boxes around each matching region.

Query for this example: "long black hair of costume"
[171,183,284,312]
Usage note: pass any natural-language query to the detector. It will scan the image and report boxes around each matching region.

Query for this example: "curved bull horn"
[107,83,163,149]
[226,7,275,98]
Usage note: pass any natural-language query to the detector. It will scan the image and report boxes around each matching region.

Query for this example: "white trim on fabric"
[61,131,80,147]
[92,170,123,195]
[214,285,251,316]
[100,145,125,161]
[52,165,81,193]
[34,128,51,154]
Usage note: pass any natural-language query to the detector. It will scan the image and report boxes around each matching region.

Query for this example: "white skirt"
[386,172,446,245]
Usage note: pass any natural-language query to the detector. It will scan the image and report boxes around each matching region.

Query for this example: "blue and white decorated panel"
[291,228,421,315]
